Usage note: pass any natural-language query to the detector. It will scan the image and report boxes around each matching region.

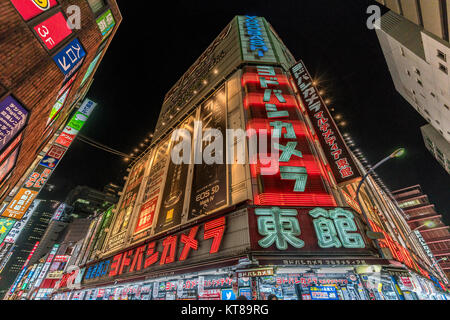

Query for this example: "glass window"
[87,0,107,14]
[437,50,446,62]
[439,63,448,74]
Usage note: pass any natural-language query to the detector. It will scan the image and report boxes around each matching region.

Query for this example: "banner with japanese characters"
[290,61,360,185]
[247,206,373,255]
[155,115,195,234]
[188,86,228,220]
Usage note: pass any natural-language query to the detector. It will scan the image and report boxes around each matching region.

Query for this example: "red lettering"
[144,242,159,268]
[130,245,146,272]
[119,249,133,275]
[109,254,122,277]
[179,226,199,261]
[160,235,177,265]
[204,217,226,254]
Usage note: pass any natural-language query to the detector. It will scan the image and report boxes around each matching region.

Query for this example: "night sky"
[40,0,450,224]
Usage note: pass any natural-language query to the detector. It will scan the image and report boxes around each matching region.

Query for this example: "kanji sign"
[24,165,52,192]
[1,188,38,220]
[10,0,58,21]
[135,196,158,234]
[0,95,28,153]
[290,61,360,185]
[96,9,115,38]
[53,38,86,76]
[33,11,72,50]
[40,145,67,169]
[248,206,369,254]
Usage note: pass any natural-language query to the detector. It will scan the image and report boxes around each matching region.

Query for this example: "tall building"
[374,1,450,173]
[0,0,122,206]
[47,15,448,301]
[392,185,450,280]
[64,185,118,218]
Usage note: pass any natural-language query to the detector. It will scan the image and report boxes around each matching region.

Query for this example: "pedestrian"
[267,294,278,300]
[236,295,248,300]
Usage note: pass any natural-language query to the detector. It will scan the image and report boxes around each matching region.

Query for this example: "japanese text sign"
[33,11,72,50]
[0,95,28,152]
[53,38,86,76]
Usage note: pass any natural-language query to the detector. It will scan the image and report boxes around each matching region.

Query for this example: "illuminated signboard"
[0,148,19,184]
[33,11,72,50]
[0,218,15,243]
[96,9,115,38]
[3,200,40,243]
[309,286,339,300]
[80,51,103,87]
[46,88,71,127]
[33,244,59,288]
[414,230,448,284]
[51,203,65,221]
[1,188,38,220]
[290,61,360,185]
[248,206,369,254]
[242,65,336,207]
[40,144,67,170]
[237,16,277,63]
[53,38,86,76]
[135,196,158,234]
[10,0,58,21]
[84,215,229,284]
[0,95,29,153]
[23,165,52,192]
[0,133,22,166]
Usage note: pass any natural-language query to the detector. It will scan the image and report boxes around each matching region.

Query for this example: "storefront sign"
[291,61,360,185]
[3,200,40,243]
[0,148,19,184]
[1,188,38,220]
[309,286,339,300]
[0,95,28,153]
[238,16,277,63]
[53,38,86,76]
[10,0,58,21]
[237,268,274,278]
[135,197,158,234]
[0,218,15,243]
[243,65,335,207]
[341,189,362,214]
[249,206,368,254]
[33,244,59,288]
[33,11,72,50]
[188,86,228,219]
[23,165,52,192]
[414,230,448,284]
[84,216,229,284]
[40,144,66,170]
[96,9,115,37]
[0,132,22,167]
[46,88,71,127]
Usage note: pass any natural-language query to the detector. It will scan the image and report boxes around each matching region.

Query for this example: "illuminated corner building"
[374,3,450,174]
[0,0,122,205]
[52,16,448,301]
[392,185,450,280]
[0,199,57,297]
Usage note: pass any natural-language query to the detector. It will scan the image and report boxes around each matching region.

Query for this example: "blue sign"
[40,155,60,169]
[309,286,339,300]
[53,38,86,76]
[221,289,236,300]
[244,16,268,57]
[0,95,28,152]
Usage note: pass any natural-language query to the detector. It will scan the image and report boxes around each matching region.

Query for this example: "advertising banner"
[53,38,86,76]
[290,61,360,185]
[248,206,371,255]
[40,145,67,170]
[1,188,38,220]
[309,286,339,300]
[33,11,72,50]
[23,165,52,192]
[0,148,19,183]
[33,244,59,288]
[0,95,29,153]
[89,207,114,259]
[188,86,228,220]
[96,9,116,38]
[134,138,171,237]
[242,65,335,207]
[0,218,15,243]
[10,0,58,21]
[155,115,195,234]
[46,88,71,127]
[3,200,40,243]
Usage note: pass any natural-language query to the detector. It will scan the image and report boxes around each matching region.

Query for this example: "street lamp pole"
[355,148,405,255]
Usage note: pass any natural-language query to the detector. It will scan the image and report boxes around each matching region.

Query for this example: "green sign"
[96,9,115,37]
[67,111,88,131]
[0,218,16,243]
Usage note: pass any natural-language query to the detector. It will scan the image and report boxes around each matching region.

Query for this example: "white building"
[375,9,450,174]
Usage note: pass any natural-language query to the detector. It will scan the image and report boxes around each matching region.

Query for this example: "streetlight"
[355,148,406,241]
[431,257,448,269]
[407,220,437,238]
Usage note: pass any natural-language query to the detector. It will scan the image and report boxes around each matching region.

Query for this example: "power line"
[76,135,134,159]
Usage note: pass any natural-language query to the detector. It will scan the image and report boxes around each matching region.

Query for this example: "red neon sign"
[33,11,72,50]
[242,66,336,207]
[11,0,58,21]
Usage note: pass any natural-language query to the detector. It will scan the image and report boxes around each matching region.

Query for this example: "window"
[424,109,430,115]
[431,92,436,98]
[437,49,447,62]
[436,120,441,125]
[406,70,411,76]
[444,104,449,111]
[439,63,448,74]
[87,0,107,14]
[417,79,423,87]
[415,68,421,76]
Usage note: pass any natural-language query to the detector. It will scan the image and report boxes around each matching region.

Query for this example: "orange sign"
[1,188,38,220]
[341,189,362,214]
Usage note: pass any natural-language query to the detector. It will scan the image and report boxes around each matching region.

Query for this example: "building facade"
[374,2,450,174]
[46,15,449,301]
[392,185,450,280]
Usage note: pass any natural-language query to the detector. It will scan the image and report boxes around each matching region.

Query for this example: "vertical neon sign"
[242,66,336,207]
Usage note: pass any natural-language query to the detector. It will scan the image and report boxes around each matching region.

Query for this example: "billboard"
[23,165,52,192]
[53,38,86,76]
[1,188,38,220]
[10,0,58,21]
[80,51,103,87]
[242,65,336,207]
[155,115,195,234]
[33,11,72,50]
[96,9,116,38]
[39,144,67,170]
[33,244,59,288]
[0,218,15,243]
[46,88,71,127]
[290,61,360,185]
[0,95,29,153]
[3,200,40,244]
[0,148,20,184]
[188,86,228,220]
[134,138,171,237]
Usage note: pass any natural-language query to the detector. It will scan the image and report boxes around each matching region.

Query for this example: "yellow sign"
[32,0,50,10]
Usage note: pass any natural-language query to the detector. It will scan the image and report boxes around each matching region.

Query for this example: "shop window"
[87,0,107,14]
[437,49,447,62]
[439,63,448,74]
